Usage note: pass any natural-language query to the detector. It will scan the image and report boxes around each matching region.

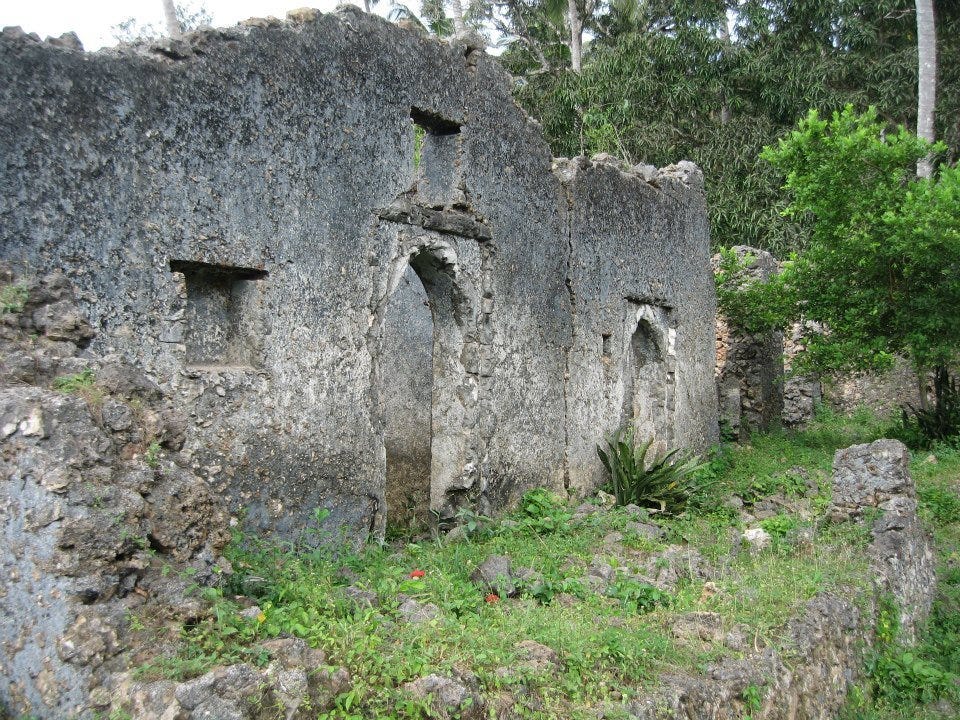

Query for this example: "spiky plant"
[596,426,706,513]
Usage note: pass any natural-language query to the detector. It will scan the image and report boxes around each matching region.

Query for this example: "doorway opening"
[381,247,465,538]
[382,263,433,538]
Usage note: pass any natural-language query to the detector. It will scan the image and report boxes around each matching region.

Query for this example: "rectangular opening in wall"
[601,332,612,358]
[169,260,268,370]
[410,107,462,136]
[410,107,463,205]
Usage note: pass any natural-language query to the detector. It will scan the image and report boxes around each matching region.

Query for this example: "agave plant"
[596,426,706,513]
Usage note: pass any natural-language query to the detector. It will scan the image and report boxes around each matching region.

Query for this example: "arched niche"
[621,304,675,454]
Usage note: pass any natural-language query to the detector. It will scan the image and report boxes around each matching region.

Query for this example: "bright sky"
[0,1,391,51]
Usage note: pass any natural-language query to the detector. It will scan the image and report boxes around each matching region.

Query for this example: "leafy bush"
[759,514,800,540]
[866,650,957,706]
[597,426,707,513]
[513,488,572,535]
[606,578,671,614]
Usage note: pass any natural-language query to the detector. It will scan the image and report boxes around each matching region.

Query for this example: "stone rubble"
[613,438,937,719]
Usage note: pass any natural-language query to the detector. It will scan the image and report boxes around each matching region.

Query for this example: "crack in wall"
[559,178,577,494]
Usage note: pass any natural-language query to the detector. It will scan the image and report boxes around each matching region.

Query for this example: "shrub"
[513,488,571,535]
[866,649,957,706]
[759,514,800,540]
[897,369,960,448]
[606,578,671,614]
[596,426,707,513]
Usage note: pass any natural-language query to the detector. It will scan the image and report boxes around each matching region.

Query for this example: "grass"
[51,367,105,407]
[124,408,960,719]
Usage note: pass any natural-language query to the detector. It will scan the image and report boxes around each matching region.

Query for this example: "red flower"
[485,593,500,604]
[409,569,426,579]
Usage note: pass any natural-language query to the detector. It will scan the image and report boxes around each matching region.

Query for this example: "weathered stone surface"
[742,527,772,555]
[0,7,716,547]
[869,496,937,643]
[671,612,723,643]
[398,597,442,624]
[824,355,930,419]
[514,639,560,673]
[470,554,515,597]
[829,439,913,521]
[616,594,866,720]
[338,585,378,611]
[782,321,821,427]
[625,520,664,539]
[829,439,936,643]
[111,639,349,720]
[642,546,709,589]
[0,271,232,719]
[403,672,484,719]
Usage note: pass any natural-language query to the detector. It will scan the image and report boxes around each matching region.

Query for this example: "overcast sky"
[0,1,387,51]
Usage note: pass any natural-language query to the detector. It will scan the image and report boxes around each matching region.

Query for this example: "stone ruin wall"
[714,246,785,437]
[0,7,718,547]
[715,245,936,434]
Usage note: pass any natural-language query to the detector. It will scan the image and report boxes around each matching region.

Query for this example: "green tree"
[504,0,960,255]
[725,106,959,428]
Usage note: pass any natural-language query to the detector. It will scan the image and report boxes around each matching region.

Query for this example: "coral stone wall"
[0,9,716,545]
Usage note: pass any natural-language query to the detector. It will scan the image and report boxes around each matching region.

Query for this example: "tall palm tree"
[161,0,183,39]
[916,0,937,178]
[448,0,467,34]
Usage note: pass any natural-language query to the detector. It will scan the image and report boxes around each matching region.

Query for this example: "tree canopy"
[719,106,959,382]
[495,0,959,255]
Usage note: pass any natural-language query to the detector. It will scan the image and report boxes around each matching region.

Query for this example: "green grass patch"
[52,368,96,393]
[128,409,960,718]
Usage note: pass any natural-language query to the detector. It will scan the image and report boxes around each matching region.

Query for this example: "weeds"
[0,282,28,313]
[866,650,957,706]
[144,441,161,468]
[606,578,671,614]
[52,368,95,393]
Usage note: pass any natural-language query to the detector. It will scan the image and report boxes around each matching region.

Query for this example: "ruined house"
[0,7,718,545]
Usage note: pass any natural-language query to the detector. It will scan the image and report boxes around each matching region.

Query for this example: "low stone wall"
[614,439,936,719]
[823,357,926,419]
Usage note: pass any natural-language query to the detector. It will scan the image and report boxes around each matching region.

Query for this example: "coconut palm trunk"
[162,0,183,39]
[449,0,467,34]
[568,0,583,72]
[916,0,937,178]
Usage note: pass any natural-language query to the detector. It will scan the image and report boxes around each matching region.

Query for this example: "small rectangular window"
[410,107,463,206]
[169,260,267,369]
